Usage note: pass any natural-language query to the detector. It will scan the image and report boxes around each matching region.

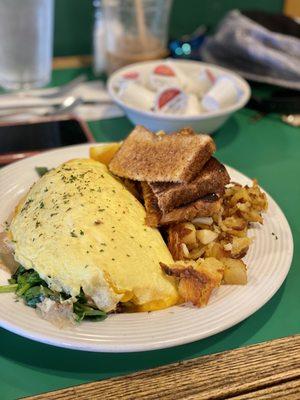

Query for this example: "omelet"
[10,159,179,312]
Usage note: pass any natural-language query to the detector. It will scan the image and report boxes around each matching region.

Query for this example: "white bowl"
[107,59,251,134]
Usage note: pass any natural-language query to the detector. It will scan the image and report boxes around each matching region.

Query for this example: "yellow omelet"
[10,159,179,312]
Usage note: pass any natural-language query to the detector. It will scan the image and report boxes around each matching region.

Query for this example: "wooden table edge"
[52,55,92,70]
[22,334,300,400]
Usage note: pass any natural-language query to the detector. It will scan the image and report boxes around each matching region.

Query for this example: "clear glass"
[103,0,173,74]
[0,0,54,90]
[93,0,106,75]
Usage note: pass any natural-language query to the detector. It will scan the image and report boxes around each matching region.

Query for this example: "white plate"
[0,144,293,352]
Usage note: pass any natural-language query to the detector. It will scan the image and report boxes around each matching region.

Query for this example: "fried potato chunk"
[222,180,268,223]
[160,258,224,307]
[168,223,198,260]
[222,258,247,285]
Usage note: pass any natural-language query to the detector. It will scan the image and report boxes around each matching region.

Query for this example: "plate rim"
[0,143,294,352]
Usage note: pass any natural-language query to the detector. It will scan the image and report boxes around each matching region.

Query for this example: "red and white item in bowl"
[108,59,251,133]
[154,87,188,114]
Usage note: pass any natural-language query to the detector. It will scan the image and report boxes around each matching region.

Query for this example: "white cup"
[154,86,188,114]
[185,68,215,98]
[118,81,155,111]
[185,94,203,115]
[202,76,240,111]
[148,61,186,91]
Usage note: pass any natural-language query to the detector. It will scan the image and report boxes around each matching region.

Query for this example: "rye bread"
[109,126,215,183]
[149,157,230,212]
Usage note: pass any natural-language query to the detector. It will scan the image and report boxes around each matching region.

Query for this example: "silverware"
[43,96,83,116]
[22,74,88,99]
[0,96,113,111]
[0,96,114,118]
[0,102,78,119]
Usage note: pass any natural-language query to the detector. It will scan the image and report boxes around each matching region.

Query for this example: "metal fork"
[22,74,88,99]
[0,96,113,118]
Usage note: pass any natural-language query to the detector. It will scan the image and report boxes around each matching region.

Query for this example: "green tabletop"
[1,69,299,400]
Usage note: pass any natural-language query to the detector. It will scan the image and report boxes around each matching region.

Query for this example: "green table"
[1,68,299,400]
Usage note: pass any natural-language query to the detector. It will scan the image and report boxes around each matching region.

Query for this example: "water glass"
[103,0,173,73]
[0,0,54,90]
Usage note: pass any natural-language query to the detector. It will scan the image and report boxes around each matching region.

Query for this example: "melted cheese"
[10,159,178,312]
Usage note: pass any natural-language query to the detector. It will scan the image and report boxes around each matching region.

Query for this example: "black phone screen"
[0,119,90,154]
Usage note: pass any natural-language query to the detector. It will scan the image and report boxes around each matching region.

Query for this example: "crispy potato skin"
[161,258,224,307]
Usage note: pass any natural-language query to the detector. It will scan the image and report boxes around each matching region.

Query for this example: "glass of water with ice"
[0,0,54,91]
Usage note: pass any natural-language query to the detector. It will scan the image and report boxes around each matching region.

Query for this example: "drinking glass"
[0,0,54,90]
[102,0,173,74]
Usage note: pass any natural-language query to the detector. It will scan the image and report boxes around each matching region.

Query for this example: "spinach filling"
[35,167,50,177]
[0,266,107,322]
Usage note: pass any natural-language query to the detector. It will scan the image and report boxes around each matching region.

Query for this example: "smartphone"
[0,117,95,165]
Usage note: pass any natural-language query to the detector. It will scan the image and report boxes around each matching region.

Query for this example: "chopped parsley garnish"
[3,221,9,232]
[69,174,77,182]
[21,198,33,213]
